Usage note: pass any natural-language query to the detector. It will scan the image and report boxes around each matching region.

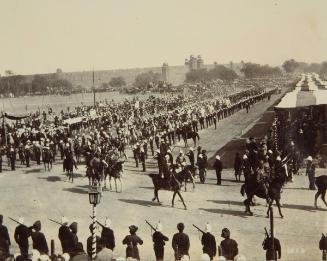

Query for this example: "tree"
[241,63,282,78]
[31,75,49,93]
[207,65,238,81]
[134,71,160,89]
[320,62,327,76]
[109,76,126,87]
[282,59,300,73]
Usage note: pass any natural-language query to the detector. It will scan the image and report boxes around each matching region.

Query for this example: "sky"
[0,0,326,75]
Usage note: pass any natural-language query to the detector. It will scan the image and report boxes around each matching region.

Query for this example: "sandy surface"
[0,90,326,261]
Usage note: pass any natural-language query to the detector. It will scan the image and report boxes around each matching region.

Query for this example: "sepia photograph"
[0,1,326,260]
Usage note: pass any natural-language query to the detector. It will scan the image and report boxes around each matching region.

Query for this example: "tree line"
[282,59,327,75]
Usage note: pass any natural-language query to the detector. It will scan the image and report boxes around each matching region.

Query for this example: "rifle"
[9,217,33,229]
[192,224,205,234]
[48,218,63,226]
[145,220,157,232]
[262,227,269,247]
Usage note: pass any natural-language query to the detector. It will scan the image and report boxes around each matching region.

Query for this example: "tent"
[63,117,86,125]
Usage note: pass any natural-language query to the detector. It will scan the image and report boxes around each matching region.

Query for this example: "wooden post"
[93,70,95,108]
[91,203,97,260]
[51,239,55,257]
[269,206,276,260]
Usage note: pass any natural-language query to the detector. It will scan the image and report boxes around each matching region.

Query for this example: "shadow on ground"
[118,198,185,210]
[199,208,248,218]
[62,187,88,194]
[207,199,244,207]
[282,203,320,212]
[24,168,43,174]
[38,176,62,182]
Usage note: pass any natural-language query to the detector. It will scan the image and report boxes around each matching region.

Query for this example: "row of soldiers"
[0,214,289,261]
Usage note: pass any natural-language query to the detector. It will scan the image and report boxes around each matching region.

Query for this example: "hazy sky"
[0,0,326,75]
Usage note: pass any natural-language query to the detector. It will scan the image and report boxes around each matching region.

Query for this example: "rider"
[176,150,187,170]
[197,154,207,181]
[255,161,269,199]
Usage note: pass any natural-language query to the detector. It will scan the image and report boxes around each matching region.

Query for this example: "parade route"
[0,89,326,261]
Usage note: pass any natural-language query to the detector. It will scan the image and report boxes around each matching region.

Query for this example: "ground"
[0,90,326,261]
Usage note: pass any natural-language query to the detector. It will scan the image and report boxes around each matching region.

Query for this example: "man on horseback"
[176,151,187,170]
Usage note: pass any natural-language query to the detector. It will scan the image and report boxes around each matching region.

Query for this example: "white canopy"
[276,73,327,109]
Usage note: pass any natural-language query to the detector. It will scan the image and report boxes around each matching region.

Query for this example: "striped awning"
[276,73,327,109]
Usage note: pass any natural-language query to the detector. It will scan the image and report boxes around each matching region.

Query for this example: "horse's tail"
[240,184,245,197]
[196,132,200,140]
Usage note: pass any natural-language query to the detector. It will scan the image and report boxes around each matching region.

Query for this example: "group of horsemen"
[0,86,276,183]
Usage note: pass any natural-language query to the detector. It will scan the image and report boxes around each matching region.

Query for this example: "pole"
[93,70,95,108]
[269,206,275,261]
[2,114,7,147]
[50,239,55,257]
[91,203,97,261]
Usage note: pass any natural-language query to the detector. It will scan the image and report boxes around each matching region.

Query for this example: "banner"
[4,112,30,121]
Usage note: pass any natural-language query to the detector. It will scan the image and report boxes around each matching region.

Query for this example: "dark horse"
[86,156,104,187]
[315,175,327,209]
[175,164,196,192]
[42,148,53,171]
[104,159,124,192]
[149,168,187,210]
[241,173,286,218]
[63,153,78,182]
[182,131,200,147]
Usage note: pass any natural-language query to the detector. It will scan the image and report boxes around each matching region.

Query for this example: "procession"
[1,1,327,261]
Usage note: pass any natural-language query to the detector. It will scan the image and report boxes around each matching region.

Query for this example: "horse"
[148,168,187,210]
[182,131,200,147]
[240,173,286,218]
[42,149,53,171]
[104,160,124,192]
[86,156,105,187]
[63,154,78,182]
[73,142,84,163]
[314,175,327,209]
[172,164,196,192]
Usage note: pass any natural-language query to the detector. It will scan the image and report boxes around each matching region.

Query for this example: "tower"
[162,63,169,82]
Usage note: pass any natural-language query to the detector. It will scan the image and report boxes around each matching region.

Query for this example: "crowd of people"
[0,214,286,261]
[0,81,276,176]
[1,76,319,261]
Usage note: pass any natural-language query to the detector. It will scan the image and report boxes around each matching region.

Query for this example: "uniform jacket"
[214,159,223,172]
[0,225,10,253]
[31,231,49,254]
[172,232,190,257]
[263,237,281,260]
[122,234,143,260]
[153,231,169,248]
[14,225,31,248]
[101,227,115,250]
[201,232,217,259]
[220,238,238,260]
[58,225,75,253]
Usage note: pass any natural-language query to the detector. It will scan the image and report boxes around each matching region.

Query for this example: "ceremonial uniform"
[263,237,281,261]
[9,147,16,171]
[201,232,217,260]
[14,222,31,259]
[122,226,143,260]
[214,156,223,185]
[153,231,168,261]
[186,149,195,168]
[219,228,238,261]
[31,221,49,255]
[58,224,75,255]
[0,215,10,256]
[172,223,190,260]
[234,153,242,181]
[101,227,115,251]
